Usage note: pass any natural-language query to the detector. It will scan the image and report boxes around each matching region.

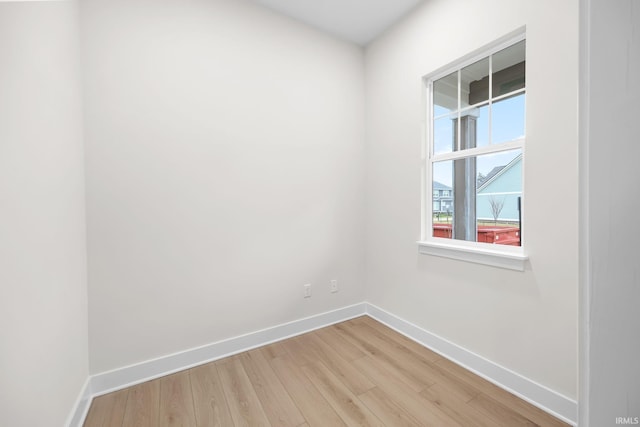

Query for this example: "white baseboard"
[68,301,577,426]
[90,302,367,398]
[365,303,578,426]
[65,376,92,427]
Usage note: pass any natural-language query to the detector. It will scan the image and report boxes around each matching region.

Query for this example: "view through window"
[428,38,525,247]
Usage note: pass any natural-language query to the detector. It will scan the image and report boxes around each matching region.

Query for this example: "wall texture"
[81,0,366,373]
[581,0,640,425]
[364,0,579,399]
[0,2,89,426]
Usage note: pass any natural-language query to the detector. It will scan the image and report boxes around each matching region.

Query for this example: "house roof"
[477,166,505,187]
[433,181,451,190]
[432,154,521,194]
[477,154,522,192]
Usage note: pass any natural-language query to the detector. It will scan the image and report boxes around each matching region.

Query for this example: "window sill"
[417,240,528,271]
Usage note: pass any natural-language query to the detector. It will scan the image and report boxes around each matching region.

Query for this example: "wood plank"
[420,383,496,427]
[420,362,481,403]
[347,321,441,386]
[329,323,369,353]
[474,386,569,427]
[216,356,271,427]
[434,357,501,395]
[357,387,425,427]
[301,361,384,426]
[468,393,538,427]
[354,316,442,363]
[315,325,366,361]
[159,371,197,427]
[259,341,289,360]
[352,355,462,427]
[332,322,434,392]
[270,353,346,427]
[432,355,567,426]
[189,362,234,427]
[240,349,305,427]
[84,389,128,427]
[505,401,569,427]
[279,334,318,366]
[297,332,375,395]
[122,381,160,427]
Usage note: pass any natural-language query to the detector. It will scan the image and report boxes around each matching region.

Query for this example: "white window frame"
[418,30,528,271]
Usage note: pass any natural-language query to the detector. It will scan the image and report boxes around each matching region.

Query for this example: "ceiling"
[249,0,425,46]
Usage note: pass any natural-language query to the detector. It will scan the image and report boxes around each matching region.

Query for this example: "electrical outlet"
[304,283,312,298]
[330,279,338,293]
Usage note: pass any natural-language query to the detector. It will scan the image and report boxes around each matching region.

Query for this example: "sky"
[432,93,525,187]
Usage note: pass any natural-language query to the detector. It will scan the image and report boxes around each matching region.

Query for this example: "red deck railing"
[433,224,520,246]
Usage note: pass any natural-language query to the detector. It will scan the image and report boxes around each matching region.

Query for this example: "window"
[419,33,528,270]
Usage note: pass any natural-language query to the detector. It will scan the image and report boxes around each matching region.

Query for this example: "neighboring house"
[433,181,453,213]
[476,154,523,221]
[477,165,506,187]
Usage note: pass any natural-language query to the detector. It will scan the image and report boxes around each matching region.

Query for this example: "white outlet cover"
[330,280,338,293]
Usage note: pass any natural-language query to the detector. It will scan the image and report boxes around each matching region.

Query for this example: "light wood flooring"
[84,316,569,426]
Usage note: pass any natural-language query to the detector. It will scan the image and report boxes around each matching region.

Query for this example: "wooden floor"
[84,316,569,427]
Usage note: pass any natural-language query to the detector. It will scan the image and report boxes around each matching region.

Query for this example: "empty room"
[1,0,638,426]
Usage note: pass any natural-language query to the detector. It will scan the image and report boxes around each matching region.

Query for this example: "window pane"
[462,57,490,106]
[433,115,455,155]
[491,93,525,144]
[460,104,489,149]
[433,71,458,118]
[432,149,522,245]
[476,149,522,245]
[432,161,453,237]
[492,40,525,97]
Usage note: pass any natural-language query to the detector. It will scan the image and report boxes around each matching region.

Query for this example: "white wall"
[580,1,640,425]
[81,0,366,373]
[365,0,579,399]
[0,2,89,426]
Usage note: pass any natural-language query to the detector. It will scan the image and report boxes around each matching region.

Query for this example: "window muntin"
[425,37,525,250]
